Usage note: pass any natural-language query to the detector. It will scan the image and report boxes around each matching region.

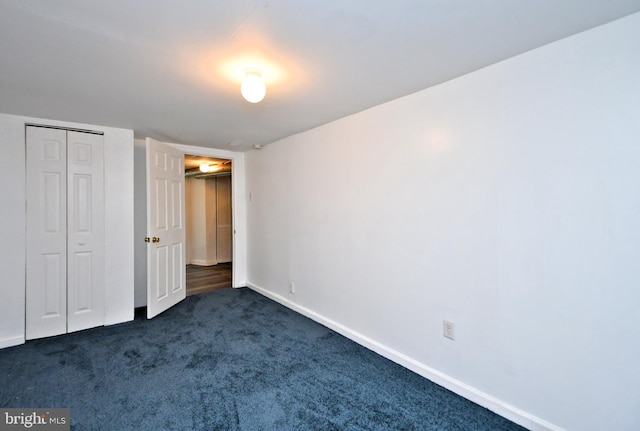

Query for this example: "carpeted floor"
[0,288,526,430]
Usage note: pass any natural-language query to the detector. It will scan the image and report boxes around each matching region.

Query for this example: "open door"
[146,138,186,318]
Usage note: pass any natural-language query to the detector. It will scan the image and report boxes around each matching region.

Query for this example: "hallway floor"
[186,263,232,296]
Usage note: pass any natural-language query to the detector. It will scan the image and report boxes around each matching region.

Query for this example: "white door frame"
[169,143,247,288]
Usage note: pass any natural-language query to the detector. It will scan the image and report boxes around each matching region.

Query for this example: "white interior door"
[26,127,68,339]
[146,137,186,318]
[66,131,105,333]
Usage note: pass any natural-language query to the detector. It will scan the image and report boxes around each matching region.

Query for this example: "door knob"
[144,237,150,243]
[152,237,160,243]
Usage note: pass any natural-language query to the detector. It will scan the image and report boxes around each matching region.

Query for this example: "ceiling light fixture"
[241,68,266,103]
[199,163,220,173]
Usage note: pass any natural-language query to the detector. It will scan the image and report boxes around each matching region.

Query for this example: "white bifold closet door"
[215,175,232,263]
[26,126,105,340]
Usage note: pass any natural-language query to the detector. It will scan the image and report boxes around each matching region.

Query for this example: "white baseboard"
[246,281,566,431]
[0,335,25,349]
[190,260,218,266]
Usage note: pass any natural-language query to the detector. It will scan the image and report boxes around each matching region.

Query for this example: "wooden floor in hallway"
[186,263,232,296]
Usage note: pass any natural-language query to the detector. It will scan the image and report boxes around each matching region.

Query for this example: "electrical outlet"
[289,281,295,294]
[443,320,455,340]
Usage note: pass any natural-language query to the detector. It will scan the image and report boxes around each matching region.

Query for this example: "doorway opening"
[184,154,232,296]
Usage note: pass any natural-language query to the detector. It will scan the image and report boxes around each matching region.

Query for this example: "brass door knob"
[144,237,150,243]
[152,237,160,243]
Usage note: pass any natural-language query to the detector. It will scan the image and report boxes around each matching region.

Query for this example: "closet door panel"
[26,127,68,340]
[67,131,105,333]
[216,175,232,263]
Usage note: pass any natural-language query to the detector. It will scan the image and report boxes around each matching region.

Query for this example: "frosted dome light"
[241,69,266,103]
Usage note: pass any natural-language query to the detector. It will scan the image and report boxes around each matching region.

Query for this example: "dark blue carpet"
[0,288,527,430]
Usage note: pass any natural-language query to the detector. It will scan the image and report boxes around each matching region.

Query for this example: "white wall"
[0,113,135,347]
[0,115,28,348]
[133,139,147,308]
[245,13,640,431]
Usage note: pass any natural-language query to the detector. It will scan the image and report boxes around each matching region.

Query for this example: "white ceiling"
[1,1,639,151]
